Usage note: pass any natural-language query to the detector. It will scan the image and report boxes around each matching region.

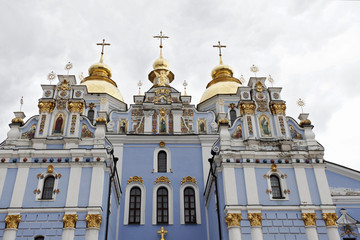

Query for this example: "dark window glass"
[129,187,141,224]
[88,110,94,123]
[270,175,283,199]
[157,187,168,224]
[42,176,55,200]
[35,237,45,240]
[184,187,196,224]
[158,151,167,172]
[230,109,236,125]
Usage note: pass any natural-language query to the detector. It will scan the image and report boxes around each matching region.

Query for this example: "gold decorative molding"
[155,176,170,184]
[271,164,277,172]
[38,101,55,113]
[218,118,229,125]
[11,117,24,125]
[5,214,21,229]
[47,165,54,173]
[270,102,286,115]
[225,213,242,227]
[68,101,84,114]
[96,117,107,123]
[240,102,256,115]
[248,213,262,226]
[63,214,78,228]
[322,213,337,226]
[181,176,197,185]
[85,214,102,228]
[159,141,166,147]
[300,119,312,127]
[58,79,71,91]
[302,213,317,226]
[128,176,144,184]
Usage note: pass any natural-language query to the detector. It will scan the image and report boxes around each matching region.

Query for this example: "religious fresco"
[81,124,94,138]
[247,116,253,135]
[289,125,303,139]
[259,115,272,137]
[53,113,65,134]
[21,124,36,139]
[70,115,77,134]
[119,119,127,134]
[159,116,167,133]
[231,124,242,139]
[278,116,286,135]
[198,119,207,134]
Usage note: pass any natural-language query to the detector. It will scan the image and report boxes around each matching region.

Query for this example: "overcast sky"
[1,0,359,171]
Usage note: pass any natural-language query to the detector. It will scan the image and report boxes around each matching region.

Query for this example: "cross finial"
[96,39,111,63]
[20,96,24,112]
[213,41,226,64]
[157,226,168,240]
[153,31,169,58]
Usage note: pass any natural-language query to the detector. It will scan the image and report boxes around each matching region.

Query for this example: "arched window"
[158,151,167,172]
[184,187,196,224]
[230,109,237,125]
[88,110,94,123]
[34,236,45,240]
[42,176,55,200]
[270,175,282,199]
[157,187,169,224]
[129,187,141,224]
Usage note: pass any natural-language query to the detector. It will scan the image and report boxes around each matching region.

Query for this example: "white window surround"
[152,182,173,225]
[123,182,146,225]
[35,170,59,201]
[180,182,201,224]
[266,169,289,201]
[153,147,171,173]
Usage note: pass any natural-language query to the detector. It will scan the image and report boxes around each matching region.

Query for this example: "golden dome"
[81,61,124,101]
[153,56,170,70]
[200,63,241,103]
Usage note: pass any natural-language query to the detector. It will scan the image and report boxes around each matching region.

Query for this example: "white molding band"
[88,166,104,207]
[10,167,29,208]
[65,166,81,207]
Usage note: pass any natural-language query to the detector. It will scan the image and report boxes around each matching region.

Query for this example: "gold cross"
[96,39,111,63]
[213,41,226,64]
[157,226,168,240]
[153,31,169,57]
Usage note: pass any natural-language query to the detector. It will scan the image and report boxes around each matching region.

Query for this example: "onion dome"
[200,63,242,103]
[81,41,124,101]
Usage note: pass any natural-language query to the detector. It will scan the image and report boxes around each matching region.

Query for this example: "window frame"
[180,182,201,224]
[265,169,289,201]
[35,169,59,201]
[124,182,146,225]
[156,187,169,224]
[128,187,142,224]
[230,109,237,126]
[153,147,171,173]
[41,176,55,200]
[152,182,173,225]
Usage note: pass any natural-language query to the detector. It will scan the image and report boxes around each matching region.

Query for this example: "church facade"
[0,37,359,240]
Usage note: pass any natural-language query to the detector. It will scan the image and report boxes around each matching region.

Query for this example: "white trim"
[10,167,30,207]
[313,165,333,205]
[266,169,289,201]
[88,166,104,207]
[294,166,312,204]
[65,166,82,207]
[0,168,7,200]
[222,167,239,205]
[180,182,201,224]
[153,147,171,173]
[243,166,259,204]
[123,182,146,225]
[35,169,59,201]
[152,182,173,225]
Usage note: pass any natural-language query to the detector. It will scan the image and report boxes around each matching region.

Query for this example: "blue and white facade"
[0,42,359,240]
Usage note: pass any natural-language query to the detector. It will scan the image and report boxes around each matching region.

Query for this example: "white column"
[0,168,7,199]
[305,226,319,240]
[65,166,81,207]
[3,229,17,240]
[88,166,104,207]
[313,166,333,205]
[250,227,263,240]
[222,167,238,205]
[293,166,312,204]
[85,228,99,240]
[228,226,242,240]
[327,226,340,240]
[243,166,259,204]
[10,167,29,208]
[62,228,75,240]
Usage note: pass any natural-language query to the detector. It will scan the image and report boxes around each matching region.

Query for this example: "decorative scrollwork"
[85,214,102,228]
[38,101,55,113]
[5,215,21,229]
[302,212,317,226]
[248,213,262,226]
[128,176,144,184]
[63,214,78,228]
[154,176,170,184]
[225,213,242,227]
[181,176,197,185]
[322,213,337,226]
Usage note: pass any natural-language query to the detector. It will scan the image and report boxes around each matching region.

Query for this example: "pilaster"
[225,213,242,240]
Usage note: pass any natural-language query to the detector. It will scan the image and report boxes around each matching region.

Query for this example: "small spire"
[47,71,56,84]
[20,96,23,112]
[65,62,73,75]
[239,75,246,84]
[297,98,305,113]
[267,75,274,87]
[153,31,169,58]
[137,80,143,95]
[96,39,111,63]
[213,41,226,64]
[183,80,188,96]
[250,64,259,77]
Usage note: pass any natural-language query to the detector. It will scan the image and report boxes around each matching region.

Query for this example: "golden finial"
[183,80,188,96]
[79,72,84,82]
[297,98,305,113]
[250,64,259,77]
[157,226,168,240]
[20,96,24,112]
[213,41,226,64]
[153,31,169,58]
[96,39,111,63]
[267,75,274,87]
[65,62,73,75]
[137,80,142,95]
[47,71,56,84]
[239,75,246,84]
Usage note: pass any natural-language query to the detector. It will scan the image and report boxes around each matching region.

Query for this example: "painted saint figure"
[155,70,170,86]
[54,114,64,134]
[160,118,166,133]
[120,121,126,134]
[199,121,205,133]
[231,125,242,139]
[260,116,271,136]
